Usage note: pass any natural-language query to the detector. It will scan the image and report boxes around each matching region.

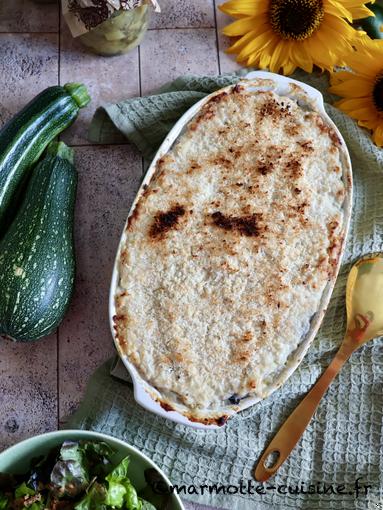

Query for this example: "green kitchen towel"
[70,72,383,510]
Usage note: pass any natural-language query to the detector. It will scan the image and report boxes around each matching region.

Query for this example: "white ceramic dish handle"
[245,70,325,112]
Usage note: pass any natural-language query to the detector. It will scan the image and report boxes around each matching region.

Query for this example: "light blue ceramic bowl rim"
[0,429,184,510]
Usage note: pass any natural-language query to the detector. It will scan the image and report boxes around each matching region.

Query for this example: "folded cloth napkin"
[69,72,383,510]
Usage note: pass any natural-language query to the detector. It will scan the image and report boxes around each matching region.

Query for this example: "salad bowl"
[0,429,184,510]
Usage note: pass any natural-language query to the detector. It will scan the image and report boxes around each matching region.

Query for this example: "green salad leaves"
[0,440,168,510]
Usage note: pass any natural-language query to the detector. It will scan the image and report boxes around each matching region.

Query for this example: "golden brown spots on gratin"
[299,140,314,152]
[149,205,186,239]
[259,97,292,120]
[115,81,348,419]
[186,161,202,174]
[127,202,142,231]
[314,116,342,147]
[232,83,245,94]
[285,157,303,179]
[242,331,253,342]
[210,211,263,237]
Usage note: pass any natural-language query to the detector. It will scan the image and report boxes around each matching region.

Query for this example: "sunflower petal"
[328,78,373,97]
[269,41,286,73]
[282,60,297,75]
[223,16,259,37]
[335,97,372,111]
[341,0,375,19]
[348,106,377,120]
[219,0,267,18]
[326,0,353,23]
[372,124,383,146]
[237,31,276,60]
[292,42,314,73]
[226,30,258,53]
[258,38,279,69]
[359,117,380,130]
[329,70,355,86]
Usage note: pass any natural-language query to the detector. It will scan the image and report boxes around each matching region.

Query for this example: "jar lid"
[62,0,160,38]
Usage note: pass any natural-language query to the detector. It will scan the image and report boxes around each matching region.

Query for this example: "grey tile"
[150,0,215,29]
[0,33,58,116]
[140,28,219,95]
[58,145,143,421]
[0,32,59,451]
[0,336,58,450]
[215,0,242,74]
[60,23,140,146]
[0,0,59,33]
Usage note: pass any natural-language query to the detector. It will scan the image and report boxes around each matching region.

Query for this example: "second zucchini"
[0,141,77,342]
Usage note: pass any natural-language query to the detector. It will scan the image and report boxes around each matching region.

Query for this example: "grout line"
[0,31,59,34]
[0,27,215,35]
[69,142,129,148]
[147,26,215,31]
[57,2,61,430]
[58,8,61,86]
[57,328,60,429]
[138,46,143,98]
[138,45,145,177]
[212,0,222,75]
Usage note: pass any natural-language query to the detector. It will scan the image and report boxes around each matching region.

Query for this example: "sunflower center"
[269,0,324,41]
[373,73,383,112]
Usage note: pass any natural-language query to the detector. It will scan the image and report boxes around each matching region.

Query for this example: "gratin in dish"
[113,77,352,426]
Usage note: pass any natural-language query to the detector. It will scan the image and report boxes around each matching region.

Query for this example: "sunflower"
[329,40,383,146]
[219,0,374,75]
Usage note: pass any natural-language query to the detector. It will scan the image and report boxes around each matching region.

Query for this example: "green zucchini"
[0,83,89,234]
[0,141,77,342]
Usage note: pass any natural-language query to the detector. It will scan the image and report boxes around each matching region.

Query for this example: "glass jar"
[78,5,149,57]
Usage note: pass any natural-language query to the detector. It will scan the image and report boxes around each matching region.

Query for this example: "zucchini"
[0,83,89,234]
[0,141,77,342]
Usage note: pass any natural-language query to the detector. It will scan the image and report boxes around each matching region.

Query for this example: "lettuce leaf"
[50,441,89,498]
[28,503,44,510]
[75,482,107,510]
[0,493,8,510]
[104,457,143,509]
[106,456,130,484]
[15,481,35,498]
[124,483,140,509]
[105,481,127,508]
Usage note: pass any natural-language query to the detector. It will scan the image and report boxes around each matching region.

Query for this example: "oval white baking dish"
[109,71,353,430]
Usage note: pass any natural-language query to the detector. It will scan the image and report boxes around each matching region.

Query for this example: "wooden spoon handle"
[254,340,355,482]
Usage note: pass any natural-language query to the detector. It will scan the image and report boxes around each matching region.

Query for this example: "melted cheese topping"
[115,86,346,413]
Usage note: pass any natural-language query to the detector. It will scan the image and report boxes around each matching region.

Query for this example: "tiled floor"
[0,1,240,508]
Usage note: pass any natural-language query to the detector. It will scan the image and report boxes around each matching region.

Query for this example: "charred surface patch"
[258,162,274,175]
[211,211,262,237]
[149,205,186,239]
[210,91,229,104]
[232,83,245,94]
[127,202,142,231]
[160,401,174,412]
[188,414,229,427]
[157,398,230,427]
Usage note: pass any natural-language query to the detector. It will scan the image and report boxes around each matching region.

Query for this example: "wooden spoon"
[255,253,383,482]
